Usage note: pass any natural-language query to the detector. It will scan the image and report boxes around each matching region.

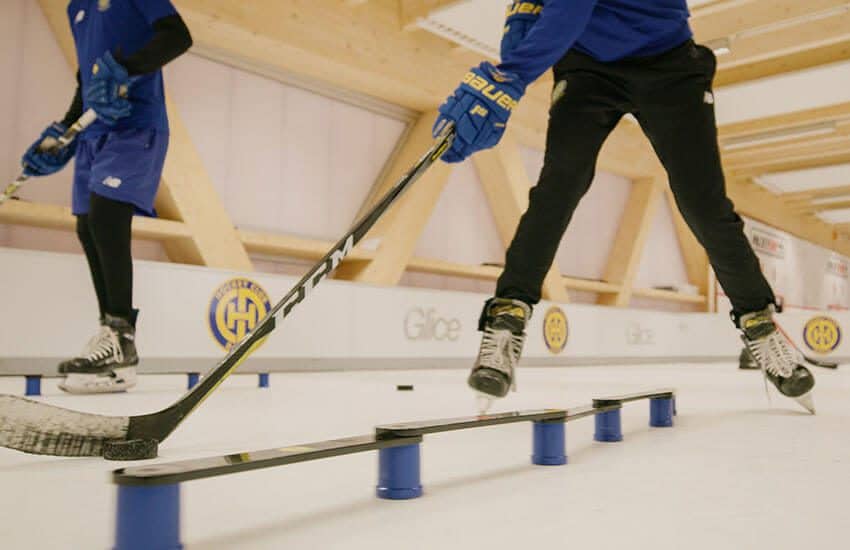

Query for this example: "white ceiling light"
[755,163,850,193]
[816,208,850,224]
[721,121,838,151]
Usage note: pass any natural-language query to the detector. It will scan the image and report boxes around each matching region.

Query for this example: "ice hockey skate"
[57,319,108,375]
[469,298,531,413]
[59,315,138,394]
[739,307,816,414]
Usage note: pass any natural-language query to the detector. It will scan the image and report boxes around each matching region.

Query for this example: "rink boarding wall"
[0,247,846,376]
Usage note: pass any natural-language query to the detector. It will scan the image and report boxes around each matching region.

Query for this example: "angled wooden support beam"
[37,0,252,271]
[153,102,253,270]
[334,110,453,285]
[472,132,570,303]
[597,178,664,307]
[725,176,850,257]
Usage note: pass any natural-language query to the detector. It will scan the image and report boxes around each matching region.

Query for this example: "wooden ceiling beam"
[690,0,850,42]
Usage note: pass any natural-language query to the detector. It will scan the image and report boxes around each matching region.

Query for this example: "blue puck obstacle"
[258,373,270,388]
[111,387,676,550]
[25,376,42,396]
[592,389,676,442]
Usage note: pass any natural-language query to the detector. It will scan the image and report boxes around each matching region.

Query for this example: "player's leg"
[634,42,814,412]
[58,138,114,374]
[61,129,168,394]
[471,58,629,402]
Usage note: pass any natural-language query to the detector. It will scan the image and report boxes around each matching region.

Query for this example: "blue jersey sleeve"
[499,0,599,86]
[131,0,178,25]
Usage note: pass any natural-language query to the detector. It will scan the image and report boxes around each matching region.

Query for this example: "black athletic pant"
[75,193,135,322]
[496,40,775,318]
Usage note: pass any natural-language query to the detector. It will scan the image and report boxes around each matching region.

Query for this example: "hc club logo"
[208,278,272,351]
[543,306,568,355]
[803,316,842,354]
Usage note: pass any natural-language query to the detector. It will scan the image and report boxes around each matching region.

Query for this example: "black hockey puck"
[103,438,159,461]
[396,385,414,391]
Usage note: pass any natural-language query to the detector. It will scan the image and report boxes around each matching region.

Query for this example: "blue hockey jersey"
[500,0,692,86]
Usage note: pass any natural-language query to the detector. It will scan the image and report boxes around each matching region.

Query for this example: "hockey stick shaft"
[127,124,456,442]
[0,109,99,205]
[0,122,454,457]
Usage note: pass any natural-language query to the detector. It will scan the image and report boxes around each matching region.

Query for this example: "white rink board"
[0,247,845,374]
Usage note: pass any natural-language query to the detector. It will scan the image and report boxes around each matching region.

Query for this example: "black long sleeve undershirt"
[59,13,193,127]
[61,72,84,128]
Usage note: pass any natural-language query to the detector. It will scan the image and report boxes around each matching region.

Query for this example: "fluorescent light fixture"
[721,121,837,151]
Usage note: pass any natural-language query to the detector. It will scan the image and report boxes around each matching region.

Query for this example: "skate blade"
[795,392,816,415]
[474,392,495,415]
[59,368,137,395]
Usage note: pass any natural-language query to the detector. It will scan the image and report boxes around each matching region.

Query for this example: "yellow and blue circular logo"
[208,278,272,351]
[803,316,841,354]
[543,306,568,355]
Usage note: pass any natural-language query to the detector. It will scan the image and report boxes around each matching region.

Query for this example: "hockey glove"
[501,0,544,60]
[21,122,76,176]
[433,62,525,163]
[84,51,136,126]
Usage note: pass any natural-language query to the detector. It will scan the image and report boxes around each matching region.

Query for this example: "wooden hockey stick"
[0,124,455,457]
[0,109,99,205]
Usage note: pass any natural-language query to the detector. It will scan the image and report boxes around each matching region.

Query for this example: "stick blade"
[0,395,129,457]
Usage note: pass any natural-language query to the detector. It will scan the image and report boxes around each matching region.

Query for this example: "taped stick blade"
[0,395,129,457]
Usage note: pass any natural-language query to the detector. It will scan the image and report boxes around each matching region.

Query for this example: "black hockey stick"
[0,124,455,457]
[0,109,99,205]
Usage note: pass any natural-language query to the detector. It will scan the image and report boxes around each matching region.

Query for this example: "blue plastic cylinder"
[259,373,270,388]
[25,376,41,397]
[187,373,200,390]
[650,398,674,428]
[114,484,182,550]
[532,421,567,465]
[594,409,623,442]
[376,444,422,500]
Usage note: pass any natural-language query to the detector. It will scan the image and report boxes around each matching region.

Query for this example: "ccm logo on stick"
[404,308,462,342]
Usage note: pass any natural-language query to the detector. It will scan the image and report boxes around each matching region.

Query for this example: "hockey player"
[433,0,816,412]
[20,0,192,393]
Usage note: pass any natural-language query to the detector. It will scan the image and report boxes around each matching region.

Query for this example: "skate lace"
[749,329,797,378]
[81,326,111,357]
[83,328,123,363]
[478,326,524,375]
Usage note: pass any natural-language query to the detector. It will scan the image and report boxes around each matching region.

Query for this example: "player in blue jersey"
[20,0,192,393]
[434,0,815,412]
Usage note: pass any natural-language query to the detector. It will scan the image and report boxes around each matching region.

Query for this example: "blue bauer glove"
[84,51,136,126]
[21,123,76,176]
[501,0,544,60]
[433,62,526,163]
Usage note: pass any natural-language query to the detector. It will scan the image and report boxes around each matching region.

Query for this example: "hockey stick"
[0,109,99,206]
[0,124,455,457]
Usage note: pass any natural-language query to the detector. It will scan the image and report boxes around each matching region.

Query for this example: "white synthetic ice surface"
[1,364,848,550]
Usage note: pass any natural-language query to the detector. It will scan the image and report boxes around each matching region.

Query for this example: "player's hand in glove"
[501,0,543,59]
[84,51,137,125]
[21,123,76,176]
[433,62,525,163]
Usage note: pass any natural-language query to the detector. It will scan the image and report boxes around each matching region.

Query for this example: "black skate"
[58,317,108,375]
[738,346,758,370]
[469,298,531,412]
[59,314,138,394]
[739,307,816,414]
